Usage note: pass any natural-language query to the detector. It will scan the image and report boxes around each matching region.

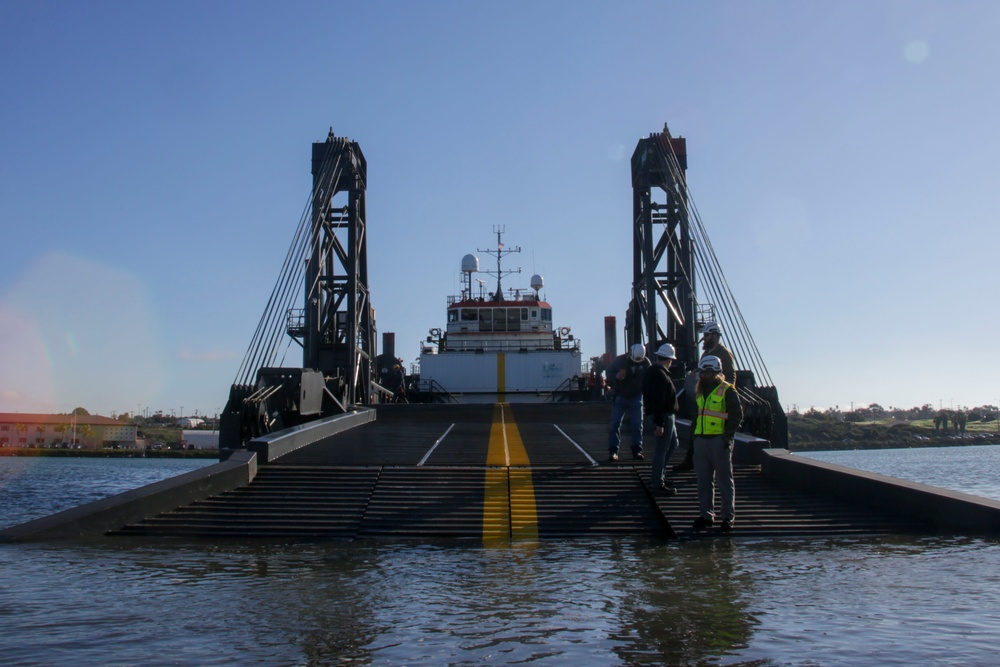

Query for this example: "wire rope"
[232,143,348,386]
[657,135,775,386]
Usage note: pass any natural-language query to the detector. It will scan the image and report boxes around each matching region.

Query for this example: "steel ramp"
[110,404,929,541]
[111,461,922,540]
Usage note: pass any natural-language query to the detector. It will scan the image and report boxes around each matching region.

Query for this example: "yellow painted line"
[509,468,538,542]
[482,467,511,543]
[497,352,506,402]
[486,403,511,466]
[482,403,538,543]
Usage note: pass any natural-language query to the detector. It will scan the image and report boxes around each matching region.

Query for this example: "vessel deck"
[115,403,927,541]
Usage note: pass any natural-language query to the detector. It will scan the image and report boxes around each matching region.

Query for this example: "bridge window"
[479,308,493,331]
[448,310,459,323]
[493,308,507,332]
[541,308,552,321]
[461,309,478,322]
[507,308,521,332]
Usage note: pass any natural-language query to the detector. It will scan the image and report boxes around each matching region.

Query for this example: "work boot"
[692,516,713,530]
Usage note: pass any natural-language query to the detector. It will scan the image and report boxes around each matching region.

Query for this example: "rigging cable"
[232,144,347,386]
[658,136,774,386]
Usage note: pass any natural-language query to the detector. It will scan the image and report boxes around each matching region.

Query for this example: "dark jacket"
[608,354,650,399]
[703,343,737,386]
[642,364,678,427]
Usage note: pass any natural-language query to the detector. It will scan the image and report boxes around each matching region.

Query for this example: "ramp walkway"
[111,403,926,540]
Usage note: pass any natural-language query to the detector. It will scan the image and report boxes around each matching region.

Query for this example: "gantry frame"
[300,130,375,409]
[627,127,699,372]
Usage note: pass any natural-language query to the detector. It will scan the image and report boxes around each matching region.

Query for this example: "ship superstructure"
[417,229,582,402]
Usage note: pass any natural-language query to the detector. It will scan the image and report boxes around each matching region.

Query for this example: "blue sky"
[2,1,998,418]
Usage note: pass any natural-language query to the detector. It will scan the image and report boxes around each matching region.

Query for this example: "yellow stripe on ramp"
[482,403,538,543]
[482,467,511,542]
[508,468,538,542]
[497,352,506,402]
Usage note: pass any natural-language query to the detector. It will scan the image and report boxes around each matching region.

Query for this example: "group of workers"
[605,322,743,533]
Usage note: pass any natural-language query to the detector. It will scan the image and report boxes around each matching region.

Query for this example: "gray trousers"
[693,434,735,521]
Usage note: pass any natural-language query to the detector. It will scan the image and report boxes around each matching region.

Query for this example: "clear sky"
[2,1,998,418]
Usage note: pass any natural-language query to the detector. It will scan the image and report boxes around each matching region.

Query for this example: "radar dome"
[461,254,479,273]
[530,274,544,291]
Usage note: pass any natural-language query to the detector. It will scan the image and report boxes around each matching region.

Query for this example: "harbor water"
[2,448,1000,666]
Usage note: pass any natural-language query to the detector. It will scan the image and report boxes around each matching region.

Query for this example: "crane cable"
[658,137,775,387]
[232,145,346,386]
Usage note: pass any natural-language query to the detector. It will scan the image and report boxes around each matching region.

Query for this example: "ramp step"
[111,463,924,540]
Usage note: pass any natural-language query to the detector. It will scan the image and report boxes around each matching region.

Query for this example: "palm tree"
[15,423,27,447]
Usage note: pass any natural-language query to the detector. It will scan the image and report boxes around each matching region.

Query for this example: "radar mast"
[478,226,521,301]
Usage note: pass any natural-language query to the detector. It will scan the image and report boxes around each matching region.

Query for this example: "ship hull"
[419,349,581,402]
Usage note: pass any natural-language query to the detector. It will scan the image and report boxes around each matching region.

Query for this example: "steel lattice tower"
[628,127,699,372]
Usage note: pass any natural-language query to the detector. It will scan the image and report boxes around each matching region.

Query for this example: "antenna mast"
[477,226,521,301]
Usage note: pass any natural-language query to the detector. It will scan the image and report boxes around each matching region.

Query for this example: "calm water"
[0,457,214,527]
[799,444,1000,502]
[1,452,999,666]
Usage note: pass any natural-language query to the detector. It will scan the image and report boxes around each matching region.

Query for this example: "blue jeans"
[608,394,643,454]
[646,413,678,488]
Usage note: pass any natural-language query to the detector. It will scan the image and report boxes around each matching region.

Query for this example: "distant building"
[0,413,138,449]
[181,429,219,450]
[176,418,205,428]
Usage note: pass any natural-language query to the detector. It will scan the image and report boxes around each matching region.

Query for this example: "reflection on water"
[3,453,1000,665]
[3,535,1000,666]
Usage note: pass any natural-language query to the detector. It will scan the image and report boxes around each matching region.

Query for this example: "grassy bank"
[788,415,1000,451]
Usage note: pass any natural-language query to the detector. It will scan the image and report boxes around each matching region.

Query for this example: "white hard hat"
[654,343,676,359]
[629,344,646,362]
[702,322,722,336]
[699,355,722,372]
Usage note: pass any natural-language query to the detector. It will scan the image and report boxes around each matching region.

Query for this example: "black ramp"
[358,467,489,539]
[509,403,613,465]
[109,403,932,541]
[532,466,666,537]
[274,404,495,466]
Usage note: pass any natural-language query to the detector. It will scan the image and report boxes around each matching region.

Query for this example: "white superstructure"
[417,233,581,402]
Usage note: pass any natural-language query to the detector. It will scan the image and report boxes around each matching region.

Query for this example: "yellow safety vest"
[694,382,732,436]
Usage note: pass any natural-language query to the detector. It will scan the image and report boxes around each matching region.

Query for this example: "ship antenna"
[478,225,521,302]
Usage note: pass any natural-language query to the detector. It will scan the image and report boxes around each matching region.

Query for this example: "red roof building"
[0,413,138,449]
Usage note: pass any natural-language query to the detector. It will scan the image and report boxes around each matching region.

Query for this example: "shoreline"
[0,447,218,459]
[789,437,1000,452]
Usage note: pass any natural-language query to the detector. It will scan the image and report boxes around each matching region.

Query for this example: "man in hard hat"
[606,343,651,462]
[700,322,735,384]
[689,355,743,532]
[674,321,738,472]
[642,343,680,494]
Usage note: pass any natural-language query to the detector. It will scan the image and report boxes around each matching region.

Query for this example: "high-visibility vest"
[694,382,732,436]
